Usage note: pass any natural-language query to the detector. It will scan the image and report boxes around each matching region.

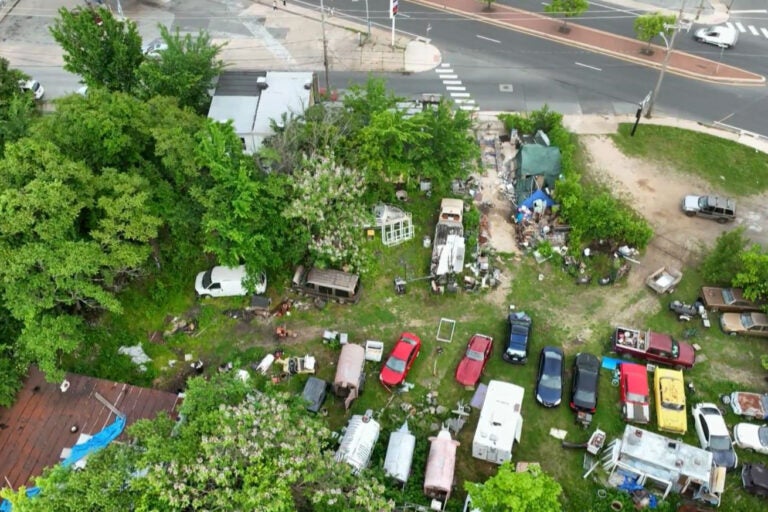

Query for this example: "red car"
[455,334,493,386]
[379,332,421,388]
[619,363,650,424]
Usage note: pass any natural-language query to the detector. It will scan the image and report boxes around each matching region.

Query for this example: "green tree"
[137,25,225,114]
[465,462,562,511]
[478,0,497,10]
[0,57,36,155]
[544,0,590,30]
[700,227,749,285]
[342,76,400,130]
[194,120,301,278]
[283,153,371,271]
[734,244,768,303]
[634,13,675,52]
[50,7,143,92]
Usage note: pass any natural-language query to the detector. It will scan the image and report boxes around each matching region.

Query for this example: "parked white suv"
[19,79,45,100]
[194,265,266,298]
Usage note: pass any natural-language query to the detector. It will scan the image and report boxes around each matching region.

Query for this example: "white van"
[693,25,738,49]
[194,265,266,298]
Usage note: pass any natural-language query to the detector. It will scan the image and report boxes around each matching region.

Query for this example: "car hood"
[658,409,687,434]
[720,313,742,332]
[537,384,562,406]
[455,359,482,386]
[682,195,700,211]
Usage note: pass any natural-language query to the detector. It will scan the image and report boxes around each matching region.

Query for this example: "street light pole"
[319,0,331,93]
[645,0,686,119]
[365,0,371,38]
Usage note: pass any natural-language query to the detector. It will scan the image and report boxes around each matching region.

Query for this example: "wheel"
[684,211,696,217]
[199,294,211,299]
[729,331,737,337]
[716,217,729,224]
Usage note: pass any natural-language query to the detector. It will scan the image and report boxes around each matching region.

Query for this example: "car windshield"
[698,196,708,208]
[540,373,561,389]
[626,392,648,403]
[574,389,595,404]
[466,349,484,361]
[741,313,755,328]
[722,288,735,304]
[670,340,679,358]
[385,356,406,373]
[511,324,529,335]
[202,269,213,289]
[759,427,768,446]
[709,435,732,451]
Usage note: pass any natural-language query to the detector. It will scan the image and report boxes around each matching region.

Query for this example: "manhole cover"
[499,84,514,93]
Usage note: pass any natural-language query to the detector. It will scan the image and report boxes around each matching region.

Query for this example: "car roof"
[575,353,600,370]
[696,403,729,435]
[703,196,735,209]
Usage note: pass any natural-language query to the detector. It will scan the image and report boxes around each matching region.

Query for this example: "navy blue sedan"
[536,346,564,407]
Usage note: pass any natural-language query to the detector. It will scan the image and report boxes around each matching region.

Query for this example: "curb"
[409,0,764,86]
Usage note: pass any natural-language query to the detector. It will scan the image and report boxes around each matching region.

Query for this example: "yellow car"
[654,368,687,435]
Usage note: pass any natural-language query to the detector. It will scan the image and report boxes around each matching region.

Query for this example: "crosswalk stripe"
[735,22,746,32]
[443,80,462,85]
[439,74,458,79]
[445,86,466,91]
[725,22,735,30]
[436,68,453,74]
[459,105,479,111]
[762,28,768,38]
[453,98,475,103]
[749,25,760,35]
[451,93,471,98]
[440,63,451,68]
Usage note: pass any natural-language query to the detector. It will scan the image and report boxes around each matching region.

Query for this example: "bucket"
[423,236,431,248]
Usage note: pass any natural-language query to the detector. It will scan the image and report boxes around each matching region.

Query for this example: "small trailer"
[472,380,525,464]
[335,410,380,474]
[424,427,460,507]
[332,344,366,409]
[383,421,416,483]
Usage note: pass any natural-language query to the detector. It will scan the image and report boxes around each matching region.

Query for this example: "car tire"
[199,294,211,299]
[716,217,729,224]
[684,211,696,217]
[729,331,737,337]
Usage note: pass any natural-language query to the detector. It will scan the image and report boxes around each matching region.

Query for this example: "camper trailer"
[599,425,725,507]
[472,380,525,464]
[383,421,416,483]
[335,410,380,474]
[424,427,460,505]
[332,344,366,409]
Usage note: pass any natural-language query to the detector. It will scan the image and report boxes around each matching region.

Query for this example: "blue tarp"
[0,416,125,511]
[601,357,623,371]
[520,189,556,210]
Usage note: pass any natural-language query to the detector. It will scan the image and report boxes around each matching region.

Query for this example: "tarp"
[514,144,562,204]
[520,189,556,210]
[0,416,125,511]
[601,357,623,371]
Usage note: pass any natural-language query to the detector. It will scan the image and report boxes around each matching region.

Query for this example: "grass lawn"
[612,123,768,196]
[85,128,768,511]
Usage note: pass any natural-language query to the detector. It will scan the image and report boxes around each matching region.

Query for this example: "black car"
[502,311,532,364]
[742,463,768,498]
[535,346,564,407]
[570,353,600,413]
[301,376,328,413]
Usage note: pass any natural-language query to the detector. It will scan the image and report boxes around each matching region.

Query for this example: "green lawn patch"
[612,124,768,196]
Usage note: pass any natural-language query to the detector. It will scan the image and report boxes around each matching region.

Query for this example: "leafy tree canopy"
[50,7,144,93]
[734,244,768,303]
[634,13,676,49]
[465,462,562,512]
[0,57,36,156]
[700,227,749,286]
[544,0,590,24]
[136,25,225,114]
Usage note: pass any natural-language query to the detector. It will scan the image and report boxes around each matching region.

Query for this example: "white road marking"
[439,63,451,68]
[445,86,466,91]
[398,13,410,18]
[749,25,760,36]
[442,80,462,85]
[761,28,768,38]
[435,68,454,73]
[731,9,768,13]
[588,1,644,17]
[451,93,472,98]
[439,74,458,79]
[725,22,735,30]
[575,61,602,71]
[476,35,501,44]
[454,98,475,103]
[735,22,747,32]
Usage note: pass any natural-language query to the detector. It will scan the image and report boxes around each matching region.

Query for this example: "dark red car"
[455,334,493,387]
[379,332,421,388]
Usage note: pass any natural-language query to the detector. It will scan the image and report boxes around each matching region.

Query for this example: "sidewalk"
[411,0,764,85]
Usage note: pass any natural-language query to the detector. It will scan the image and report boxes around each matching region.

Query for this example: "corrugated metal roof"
[0,367,180,490]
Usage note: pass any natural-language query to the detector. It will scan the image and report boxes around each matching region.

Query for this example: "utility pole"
[319,0,331,93]
[645,0,687,119]
[365,0,371,39]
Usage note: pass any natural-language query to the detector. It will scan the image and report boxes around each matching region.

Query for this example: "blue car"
[536,346,564,407]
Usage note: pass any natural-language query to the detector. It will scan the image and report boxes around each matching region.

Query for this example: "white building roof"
[474,380,524,451]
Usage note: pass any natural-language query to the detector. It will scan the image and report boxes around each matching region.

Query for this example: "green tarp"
[514,144,562,205]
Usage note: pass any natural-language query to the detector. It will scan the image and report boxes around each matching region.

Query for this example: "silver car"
[694,25,738,49]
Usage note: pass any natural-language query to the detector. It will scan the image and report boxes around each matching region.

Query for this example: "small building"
[332,343,366,409]
[335,410,380,474]
[207,70,314,154]
[424,427,460,504]
[472,380,525,464]
[513,143,561,206]
[599,425,725,507]
[383,421,416,483]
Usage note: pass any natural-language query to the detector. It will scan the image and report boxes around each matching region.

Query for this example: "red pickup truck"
[619,363,650,423]
[612,327,696,369]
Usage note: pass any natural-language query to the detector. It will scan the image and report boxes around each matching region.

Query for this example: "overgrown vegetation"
[700,227,768,305]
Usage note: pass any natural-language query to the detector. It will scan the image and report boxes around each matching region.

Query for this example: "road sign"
[390,0,398,18]
[640,90,652,110]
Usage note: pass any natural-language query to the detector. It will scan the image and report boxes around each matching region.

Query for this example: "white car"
[693,25,738,49]
[733,423,768,455]
[692,402,738,470]
[194,265,267,298]
[143,38,168,58]
[19,79,45,100]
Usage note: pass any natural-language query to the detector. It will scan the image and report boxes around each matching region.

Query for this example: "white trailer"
[383,421,416,483]
[335,410,380,474]
[472,380,525,464]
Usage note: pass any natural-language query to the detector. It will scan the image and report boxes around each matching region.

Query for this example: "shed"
[335,410,380,474]
[332,343,366,409]
[383,421,416,483]
[472,380,525,464]
[513,144,561,205]
[424,427,460,502]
